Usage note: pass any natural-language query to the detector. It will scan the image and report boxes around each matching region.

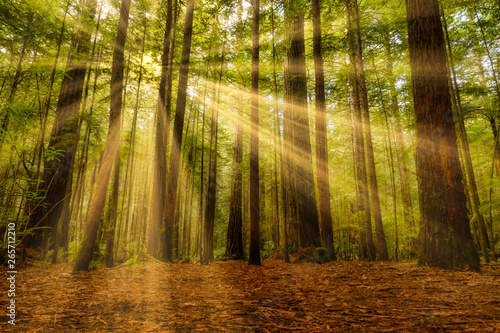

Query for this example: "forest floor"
[1,258,500,332]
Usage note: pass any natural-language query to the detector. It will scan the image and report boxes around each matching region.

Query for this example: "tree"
[28,0,96,252]
[353,0,388,260]
[249,0,261,266]
[225,3,245,261]
[284,0,320,249]
[405,0,480,270]
[312,0,334,258]
[163,0,195,261]
[345,1,375,260]
[74,0,131,272]
[149,0,174,258]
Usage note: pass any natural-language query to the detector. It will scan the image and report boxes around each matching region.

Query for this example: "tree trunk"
[73,0,130,272]
[29,0,96,251]
[405,0,480,270]
[312,0,334,258]
[249,0,261,266]
[149,0,174,258]
[225,102,244,259]
[284,0,321,249]
[385,40,415,231]
[163,0,195,261]
[345,2,374,260]
[442,9,490,262]
[105,153,120,268]
[353,0,388,260]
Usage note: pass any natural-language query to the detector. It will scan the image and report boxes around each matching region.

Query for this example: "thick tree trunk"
[405,0,480,270]
[163,0,195,261]
[249,0,261,266]
[29,0,96,251]
[312,0,334,258]
[73,0,130,272]
[284,0,321,249]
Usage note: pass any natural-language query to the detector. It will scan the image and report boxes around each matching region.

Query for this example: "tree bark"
[353,0,388,260]
[284,0,321,249]
[405,0,480,270]
[312,0,334,258]
[249,0,261,266]
[149,0,174,258]
[73,0,130,272]
[163,0,195,261]
[345,2,374,260]
[442,8,490,262]
[29,0,96,251]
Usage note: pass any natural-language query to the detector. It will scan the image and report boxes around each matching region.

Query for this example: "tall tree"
[353,0,388,260]
[345,2,374,260]
[225,4,245,260]
[284,0,320,249]
[312,0,334,258]
[28,0,96,251]
[249,0,261,266]
[74,0,131,272]
[149,0,174,258]
[163,0,195,261]
[405,0,480,270]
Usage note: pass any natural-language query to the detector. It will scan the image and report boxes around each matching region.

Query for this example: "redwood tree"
[284,0,321,249]
[405,0,480,270]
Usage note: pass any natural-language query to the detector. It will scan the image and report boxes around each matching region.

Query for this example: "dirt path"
[1,259,499,332]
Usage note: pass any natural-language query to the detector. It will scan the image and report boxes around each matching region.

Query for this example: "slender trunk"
[385,41,415,231]
[225,106,244,259]
[373,59,399,261]
[35,2,70,187]
[442,8,490,262]
[149,0,174,258]
[105,154,120,268]
[271,3,284,257]
[249,0,261,265]
[345,2,373,259]
[353,0,388,260]
[0,37,28,145]
[312,0,334,258]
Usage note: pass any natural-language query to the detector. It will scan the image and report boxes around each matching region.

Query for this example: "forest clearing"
[1,259,500,332]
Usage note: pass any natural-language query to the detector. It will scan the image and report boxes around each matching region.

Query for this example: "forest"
[0,0,499,330]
